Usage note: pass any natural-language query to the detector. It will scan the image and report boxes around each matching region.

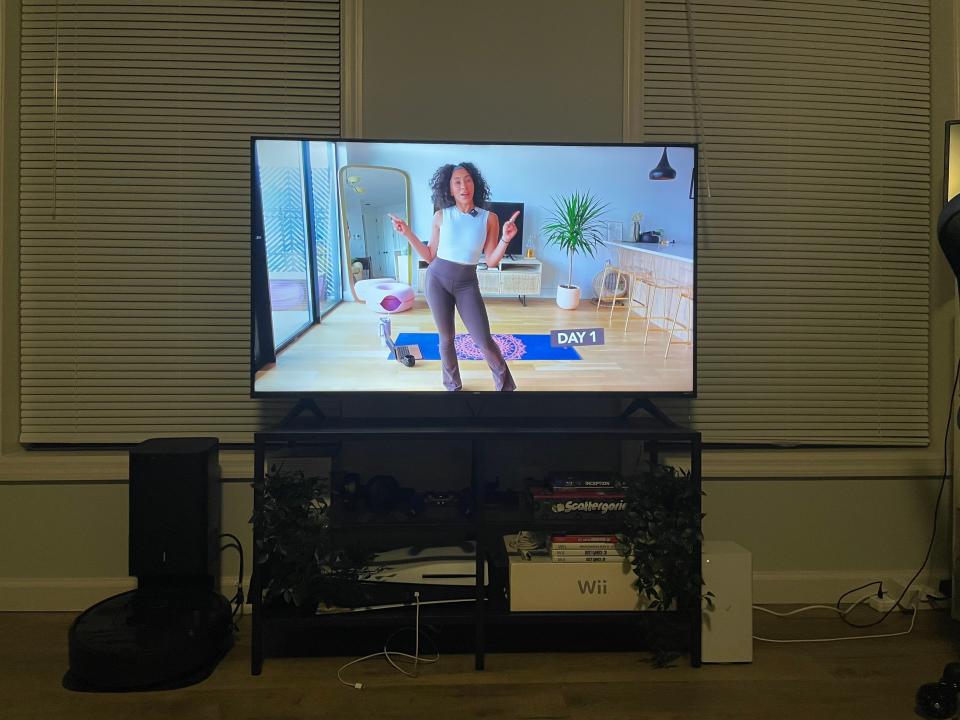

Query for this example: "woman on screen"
[389,162,518,392]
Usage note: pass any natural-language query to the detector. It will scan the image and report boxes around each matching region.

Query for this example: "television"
[487,201,524,258]
[251,139,696,397]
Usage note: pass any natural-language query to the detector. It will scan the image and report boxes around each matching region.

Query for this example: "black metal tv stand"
[250,416,702,674]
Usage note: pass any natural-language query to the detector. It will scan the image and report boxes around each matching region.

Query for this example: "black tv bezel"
[249,136,698,401]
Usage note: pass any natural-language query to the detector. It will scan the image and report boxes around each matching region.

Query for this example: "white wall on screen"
[333,142,695,294]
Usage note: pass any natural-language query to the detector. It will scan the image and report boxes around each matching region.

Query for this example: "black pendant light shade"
[649,148,677,180]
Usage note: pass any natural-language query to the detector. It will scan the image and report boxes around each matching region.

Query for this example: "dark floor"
[2,607,957,719]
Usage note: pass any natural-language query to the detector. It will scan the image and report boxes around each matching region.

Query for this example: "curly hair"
[430,162,491,211]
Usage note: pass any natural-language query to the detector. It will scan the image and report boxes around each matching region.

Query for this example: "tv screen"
[251,139,696,396]
[487,201,524,257]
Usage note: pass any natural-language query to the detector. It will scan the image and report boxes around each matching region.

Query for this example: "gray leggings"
[424,257,516,392]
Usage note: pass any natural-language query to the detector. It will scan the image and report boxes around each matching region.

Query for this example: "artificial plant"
[618,460,711,666]
[252,463,371,610]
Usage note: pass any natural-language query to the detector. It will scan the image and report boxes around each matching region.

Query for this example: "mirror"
[339,165,412,301]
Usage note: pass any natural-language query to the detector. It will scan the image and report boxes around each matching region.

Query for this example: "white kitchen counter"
[611,240,693,263]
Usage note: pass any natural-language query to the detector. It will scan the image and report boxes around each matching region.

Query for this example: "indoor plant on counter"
[541,191,609,309]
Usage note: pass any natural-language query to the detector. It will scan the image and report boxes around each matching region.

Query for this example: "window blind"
[19,0,340,443]
[645,0,931,445]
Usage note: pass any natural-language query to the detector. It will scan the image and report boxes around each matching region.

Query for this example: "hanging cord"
[684,0,712,199]
[53,0,60,218]
[218,533,245,624]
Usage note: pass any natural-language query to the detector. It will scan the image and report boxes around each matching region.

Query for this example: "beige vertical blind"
[647,0,931,444]
[19,0,340,443]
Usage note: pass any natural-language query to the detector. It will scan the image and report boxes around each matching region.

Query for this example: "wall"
[0,0,957,610]
[342,141,694,294]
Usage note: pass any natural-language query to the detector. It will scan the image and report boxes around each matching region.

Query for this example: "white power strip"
[867,582,920,613]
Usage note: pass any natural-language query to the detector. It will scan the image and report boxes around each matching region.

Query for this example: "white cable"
[753,605,917,644]
[338,597,475,613]
[385,593,421,677]
[752,593,874,618]
[336,592,441,689]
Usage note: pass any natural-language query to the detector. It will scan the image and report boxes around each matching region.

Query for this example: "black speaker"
[129,437,220,591]
[938,194,960,288]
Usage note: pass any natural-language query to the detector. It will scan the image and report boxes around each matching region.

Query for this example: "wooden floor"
[4,608,958,719]
[255,298,693,394]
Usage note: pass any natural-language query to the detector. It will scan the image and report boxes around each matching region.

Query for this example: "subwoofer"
[128,437,220,590]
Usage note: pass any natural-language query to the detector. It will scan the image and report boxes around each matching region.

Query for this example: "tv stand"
[250,417,702,674]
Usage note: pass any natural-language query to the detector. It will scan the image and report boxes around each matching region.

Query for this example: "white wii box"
[503,535,645,611]
[504,537,754,663]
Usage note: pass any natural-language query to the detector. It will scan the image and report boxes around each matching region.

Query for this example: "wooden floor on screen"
[254,297,693,394]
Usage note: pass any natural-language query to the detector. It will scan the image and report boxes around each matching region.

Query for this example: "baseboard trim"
[0,577,137,611]
[1,570,949,611]
[0,576,250,611]
[751,569,950,605]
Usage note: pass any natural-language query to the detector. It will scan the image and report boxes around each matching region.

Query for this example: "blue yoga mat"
[390,333,582,361]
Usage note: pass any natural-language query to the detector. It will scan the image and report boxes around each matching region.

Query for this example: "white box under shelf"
[701,540,753,663]
[504,535,644,612]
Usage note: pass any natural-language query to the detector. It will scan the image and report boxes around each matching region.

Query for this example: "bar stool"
[664,283,693,357]
[642,277,693,355]
[604,249,655,331]
[617,266,655,332]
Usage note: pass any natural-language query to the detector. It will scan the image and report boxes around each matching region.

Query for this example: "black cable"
[219,534,245,622]
[840,354,960,629]
[835,580,881,610]
[219,543,243,620]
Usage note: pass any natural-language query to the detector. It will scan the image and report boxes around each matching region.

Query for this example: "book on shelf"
[547,543,618,555]
[547,471,621,491]
[550,547,624,557]
[549,534,619,544]
[550,480,621,491]
[550,555,618,563]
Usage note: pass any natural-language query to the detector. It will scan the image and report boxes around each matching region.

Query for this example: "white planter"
[556,284,581,310]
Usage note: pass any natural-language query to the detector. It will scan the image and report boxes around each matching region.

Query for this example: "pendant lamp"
[649,148,677,180]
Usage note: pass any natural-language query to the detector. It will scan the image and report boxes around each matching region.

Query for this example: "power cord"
[836,354,960,630]
[337,592,441,689]
[219,532,245,624]
[752,590,919,643]
[753,603,917,644]
[755,592,875,620]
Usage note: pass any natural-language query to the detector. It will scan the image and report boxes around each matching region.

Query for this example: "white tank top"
[436,205,489,265]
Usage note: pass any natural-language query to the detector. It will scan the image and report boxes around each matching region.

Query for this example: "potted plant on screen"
[541,191,609,309]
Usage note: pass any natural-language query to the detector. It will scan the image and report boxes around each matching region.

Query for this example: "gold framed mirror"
[338,165,412,301]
